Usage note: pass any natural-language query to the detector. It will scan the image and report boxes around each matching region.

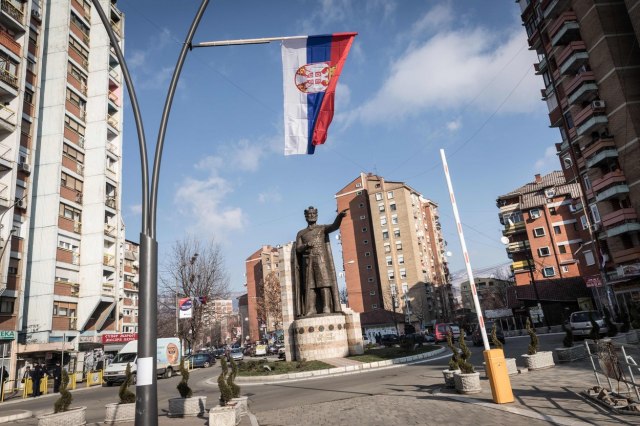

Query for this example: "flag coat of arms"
[282,33,356,155]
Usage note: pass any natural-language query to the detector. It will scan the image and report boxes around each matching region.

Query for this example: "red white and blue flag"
[281,33,356,155]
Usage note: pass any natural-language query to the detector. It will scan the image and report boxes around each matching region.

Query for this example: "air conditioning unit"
[591,100,605,109]
[19,163,31,174]
[16,198,27,209]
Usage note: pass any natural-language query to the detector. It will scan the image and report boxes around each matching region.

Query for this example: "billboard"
[101,333,138,344]
[179,297,193,319]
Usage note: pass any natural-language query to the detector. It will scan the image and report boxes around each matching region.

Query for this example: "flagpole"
[192,32,358,48]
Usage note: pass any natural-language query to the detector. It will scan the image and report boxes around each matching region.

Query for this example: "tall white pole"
[440,149,490,351]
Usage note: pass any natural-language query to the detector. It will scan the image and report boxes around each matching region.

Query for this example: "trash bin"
[483,349,514,404]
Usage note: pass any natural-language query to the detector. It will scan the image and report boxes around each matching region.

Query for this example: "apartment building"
[517,0,640,308]
[0,0,125,382]
[245,245,280,343]
[120,239,139,334]
[335,173,451,330]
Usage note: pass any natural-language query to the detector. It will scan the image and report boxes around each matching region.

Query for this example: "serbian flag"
[281,33,357,155]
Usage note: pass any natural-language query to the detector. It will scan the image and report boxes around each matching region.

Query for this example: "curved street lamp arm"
[150,0,210,238]
[91,0,150,233]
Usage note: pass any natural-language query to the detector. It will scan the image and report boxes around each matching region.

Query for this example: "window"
[553,225,561,235]
[362,227,367,233]
[384,243,390,253]
[378,204,385,212]
[66,88,86,113]
[558,245,567,254]
[359,215,366,220]
[366,265,372,270]
[542,267,556,277]
[64,115,85,135]
[380,216,387,226]
[63,143,85,163]
[561,265,569,273]
[398,255,404,264]
[386,256,393,266]
[400,269,407,279]
[371,304,378,309]
[67,62,87,87]
[382,230,389,239]
[590,204,601,223]
[8,266,18,275]
[584,250,595,266]
[387,191,394,199]
[59,203,81,221]
[533,227,545,237]
[0,298,14,314]
[538,247,550,256]
[355,183,362,188]
[369,290,376,296]
[61,172,83,191]
[395,241,402,250]
[356,191,362,195]
[393,229,401,238]
[391,214,398,224]
[364,252,371,257]
[375,193,383,201]
[387,270,395,280]
[549,207,557,215]
[389,203,397,212]
[530,209,541,219]
[363,240,368,245]
[359,203,364,208]
[0,53,18,77]
[367,278,374,282]
[580,215,589,230]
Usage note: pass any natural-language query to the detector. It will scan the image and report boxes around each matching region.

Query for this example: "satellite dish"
[545,188,556,198]
[500,236,510,245]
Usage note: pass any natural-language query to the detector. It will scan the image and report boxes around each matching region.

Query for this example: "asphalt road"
[2,335,566,423]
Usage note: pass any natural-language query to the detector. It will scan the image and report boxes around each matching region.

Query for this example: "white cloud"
[129,204,142,215]
[258,188,283,204]
[410,2,453,37]
[350,17,540,123]
[534,145,559,172]
[446,118,462,132]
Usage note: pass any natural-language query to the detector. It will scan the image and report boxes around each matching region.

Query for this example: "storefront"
[0,331,16,387]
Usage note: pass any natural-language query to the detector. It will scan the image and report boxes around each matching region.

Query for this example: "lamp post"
[90,1,210,424]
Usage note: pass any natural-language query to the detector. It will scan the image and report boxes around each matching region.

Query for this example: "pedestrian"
[53,361,62,393]
[0,365,8,396]
[32,362,43,397]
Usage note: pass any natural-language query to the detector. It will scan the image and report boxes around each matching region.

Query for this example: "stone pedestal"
[343,307,364,355]
[293,314,350,361]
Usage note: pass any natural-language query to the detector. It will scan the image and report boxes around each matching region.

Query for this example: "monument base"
[292,314,350,361]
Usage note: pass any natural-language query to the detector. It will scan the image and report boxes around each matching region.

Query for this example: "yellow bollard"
[41,376,47,395]
[23,378,32,399]
[483,349,514,404]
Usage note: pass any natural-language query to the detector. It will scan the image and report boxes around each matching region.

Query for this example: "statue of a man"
[293,206,348,317]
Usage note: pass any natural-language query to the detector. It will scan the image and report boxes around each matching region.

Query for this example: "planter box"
[105,402,135,424]
[506,358,518,375]
[168,396,207,417]
[554,346,587,363]
[454,371,481,394]
[522,351,555,370]
[37,407,86,426]
[442,369,460,389]
[209,405,236,426]
[229,396,248,418]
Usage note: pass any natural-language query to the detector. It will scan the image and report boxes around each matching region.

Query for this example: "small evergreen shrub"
[457,330,475,374]
[118,363,136,404]
[217,372,233,406]
[54,370,72,413]
[491,323,503,350]
[176,359,192,398]
[445,331,460,371]
[526,318,538,355]
[227,357,241,399]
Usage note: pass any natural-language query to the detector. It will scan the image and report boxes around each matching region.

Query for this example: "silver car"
[569,310,608,338]
[228,348,244,362]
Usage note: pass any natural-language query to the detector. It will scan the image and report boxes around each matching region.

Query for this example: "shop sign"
[0,331,16,340]
[585,275,603,288]
[79,335,99,343]
[617,263,640,278]
[101,333,138,344]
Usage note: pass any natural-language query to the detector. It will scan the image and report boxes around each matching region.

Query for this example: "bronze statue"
[293,206,348,317]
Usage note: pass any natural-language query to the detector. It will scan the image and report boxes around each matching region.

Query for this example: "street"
[1,334,596,425]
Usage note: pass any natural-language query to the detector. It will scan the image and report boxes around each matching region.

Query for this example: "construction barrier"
[22,376,48,398]
[86,370,103,387]
[0,380,19,402]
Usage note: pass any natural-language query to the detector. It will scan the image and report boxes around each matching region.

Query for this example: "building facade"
[335,173,451,330]
[244,245,280,343]
[517,0,640,310]
[120,239,139,334]
[0,0,124,384]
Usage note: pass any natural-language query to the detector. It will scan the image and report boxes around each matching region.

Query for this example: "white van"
[103,338,181,386]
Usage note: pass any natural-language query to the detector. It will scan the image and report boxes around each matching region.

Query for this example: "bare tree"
[159,236,230,352]
[338,285,348,305]
[262,271,282,331]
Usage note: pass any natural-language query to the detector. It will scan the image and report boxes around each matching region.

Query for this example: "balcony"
[550,12,580,46]
[558,42,588,75]
[110,20,122,39]
[71,0,90,22]
[104,223,116,237]
[108,91,120,107]
[592,170,626,193]
[0,144,10,172]
[67,71,87,96]
[511,259,533,271]
[103,254,115,267]
[70,21,90,46]
[0,68,18,98]
[105,196,116,209]
[0,105,16,134]
[566,72,597,105]
[611,247,640,265]
[596,184,629,203]
[502,221,526,236]
[602,208,638,229]
[586,149,618,169]
[583,137,615,161]
[54,281,80,297]
[106,141,118,156]
[543,0,570,19]
[506,240,530,253]
[605,222,640,239]
[0,0,25,33]
[534,56,548,75]
[548,104,563,127]
[0,182,10,207]
[0,30,20,56]
[68,45,88,70]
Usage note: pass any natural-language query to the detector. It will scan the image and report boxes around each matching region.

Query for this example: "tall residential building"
[120,239,139,333]
[335,173,451,329]
[244,245,279,343]
[0,0,125,382]
[517,0,640,307]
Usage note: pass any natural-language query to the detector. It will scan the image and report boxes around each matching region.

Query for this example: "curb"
[0,409,33,424]
[222,347,447,386]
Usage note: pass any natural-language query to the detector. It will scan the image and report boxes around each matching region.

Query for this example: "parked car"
[402,333,426,345]
[471,321,505,346]
[254,344,268,356]
[228,348,244,362]
[423,333,435,343]
[381,334,400,347]
[434,323,460,342]
[214,348,226,359]
[186,353,216,368]
[569,310,608,338]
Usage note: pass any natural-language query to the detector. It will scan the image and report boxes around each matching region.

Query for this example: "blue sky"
[116,0,560,294]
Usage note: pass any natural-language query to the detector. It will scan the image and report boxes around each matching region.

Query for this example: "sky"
[115,0,561,295]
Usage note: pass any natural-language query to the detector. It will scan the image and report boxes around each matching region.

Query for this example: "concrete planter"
[104,403,135,424]
[522,351,555,370]
[554,346,587,363]
[442,369,460,389]
[506,358,518,375]
[454,371,481,394]
[168,396,207,417]
[229,396,248,418]
[37,407,86,426]
[209,405,236,426]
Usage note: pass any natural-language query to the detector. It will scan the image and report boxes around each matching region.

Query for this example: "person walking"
[0,366,8,396]
[32,362,43,397]
[52,361,62,393]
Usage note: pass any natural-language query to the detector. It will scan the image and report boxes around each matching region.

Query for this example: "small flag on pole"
[178,297,193,319]
[282,32,357,155]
